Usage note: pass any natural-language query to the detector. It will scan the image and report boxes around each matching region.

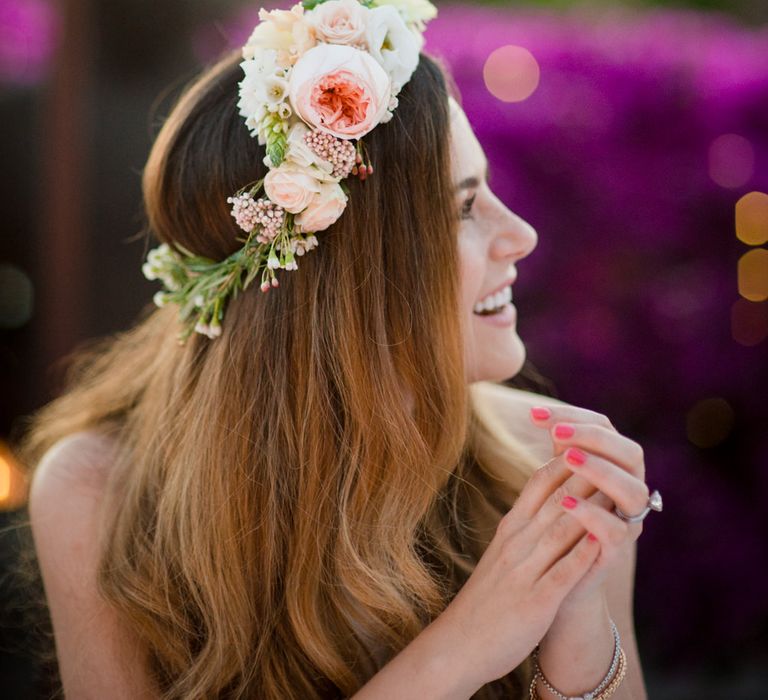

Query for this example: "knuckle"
[630,441,645,466]
[550,485,570,510]
[547,563,571,589]
[597,413,614,430]
[547,514,572,542]
[496,510,518,538]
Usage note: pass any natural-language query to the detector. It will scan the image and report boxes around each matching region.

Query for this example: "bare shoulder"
[470,381,572,465]
[31,430,118,499]
[28,431,158,699]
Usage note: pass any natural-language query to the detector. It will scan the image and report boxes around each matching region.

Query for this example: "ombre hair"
[21,49,542,699]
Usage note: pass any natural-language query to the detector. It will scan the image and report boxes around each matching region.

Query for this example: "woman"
[22,2,655,698]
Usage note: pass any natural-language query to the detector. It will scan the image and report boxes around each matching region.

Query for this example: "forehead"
[449,99,487,180]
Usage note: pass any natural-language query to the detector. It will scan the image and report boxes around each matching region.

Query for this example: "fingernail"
[561,496,578,509]
[554,423,575,439]
[588,532,598,542]
[565,447,587,466]
[531,407,552,421]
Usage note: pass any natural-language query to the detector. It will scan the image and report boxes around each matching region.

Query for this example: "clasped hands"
[528,404,649,608]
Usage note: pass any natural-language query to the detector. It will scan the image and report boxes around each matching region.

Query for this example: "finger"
[550,423,646,479]
[522,508,588,581]
[562,447,650,518]
[535,532,600,594]
[529,405,615,432]
[557,494,634,552]
[499,457,571,533]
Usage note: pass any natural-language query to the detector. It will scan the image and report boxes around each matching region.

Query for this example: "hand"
[529,404,649,611]
[434,448,604,691]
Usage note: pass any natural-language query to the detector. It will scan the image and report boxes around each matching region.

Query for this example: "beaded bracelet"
[529,647,627,700]
[529,619,624,700]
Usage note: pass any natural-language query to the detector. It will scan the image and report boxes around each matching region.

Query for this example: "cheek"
[458,237,485,312]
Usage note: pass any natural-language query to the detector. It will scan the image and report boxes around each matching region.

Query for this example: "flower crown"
[142,0,438,341]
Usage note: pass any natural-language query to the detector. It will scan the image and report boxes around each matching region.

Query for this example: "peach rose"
[309,0,367,46]
[243,5,316,65]
[264,164,322,214]
[294,182,348,233]
[289,43,392,140]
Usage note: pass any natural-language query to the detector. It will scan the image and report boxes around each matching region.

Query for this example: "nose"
[488,197,538,262]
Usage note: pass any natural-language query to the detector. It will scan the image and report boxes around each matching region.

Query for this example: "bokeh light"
[731,298,768,346]
[737,249,768,302]
[686,398,736,448]
[0,263,34,329]
[483,45,540,103]
[0,441,27,511]
[735,191,768,246]
[0,0,59,86]
[708,133,755,189]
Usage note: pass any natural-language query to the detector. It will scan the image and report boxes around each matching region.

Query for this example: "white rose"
[264,163,322,214]
[309,0,367,46]
[365,5,421,90]
[374,0,437,27]
[285,123,335,178]
[295,182,348,233]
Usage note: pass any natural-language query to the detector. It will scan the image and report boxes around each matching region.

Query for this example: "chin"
[466,331,527,384]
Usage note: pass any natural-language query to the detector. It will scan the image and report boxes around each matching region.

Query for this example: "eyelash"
[460,194,477,220]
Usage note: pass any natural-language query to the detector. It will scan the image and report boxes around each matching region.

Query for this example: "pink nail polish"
[554,423,575,439]
[565,447,586,466]
[561,496,578,509]
[588,533,598,542]
[531,407,551,421]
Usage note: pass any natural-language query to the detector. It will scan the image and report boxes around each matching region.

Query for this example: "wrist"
[351,613,483,700]
[535,596,616,698]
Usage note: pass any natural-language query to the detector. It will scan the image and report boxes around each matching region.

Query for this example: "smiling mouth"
[473,285,513,315]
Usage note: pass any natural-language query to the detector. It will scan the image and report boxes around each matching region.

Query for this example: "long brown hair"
[20,49,541,699]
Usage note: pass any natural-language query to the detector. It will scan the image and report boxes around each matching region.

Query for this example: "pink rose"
[264,164,322,214]
[289,43,392,140]
[295,182,348,233]
[309,0,367,46]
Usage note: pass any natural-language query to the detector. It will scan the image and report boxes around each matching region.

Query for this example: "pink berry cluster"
[227,192,285,243]
[304,130,357,178]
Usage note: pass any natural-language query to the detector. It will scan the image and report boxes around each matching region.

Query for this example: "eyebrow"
[455,162,491,192]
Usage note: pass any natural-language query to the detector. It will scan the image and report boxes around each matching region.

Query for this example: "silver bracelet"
[532,619,621,700]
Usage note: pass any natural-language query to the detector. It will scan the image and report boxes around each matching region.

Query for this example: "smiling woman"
[18,2,651,699]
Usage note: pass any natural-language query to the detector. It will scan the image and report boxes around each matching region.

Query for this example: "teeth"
[474,286,512,314]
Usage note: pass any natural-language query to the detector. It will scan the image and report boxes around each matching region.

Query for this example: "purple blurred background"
[2,0,767,697]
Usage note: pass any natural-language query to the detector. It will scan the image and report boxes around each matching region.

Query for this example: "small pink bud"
[260,281,271,293]
[367,165,374,175]
[352,166,358,176]
[355,153,362,164]
[271,277,279,288]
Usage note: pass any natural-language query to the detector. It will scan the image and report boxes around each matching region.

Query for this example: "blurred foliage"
[476,0,766,24]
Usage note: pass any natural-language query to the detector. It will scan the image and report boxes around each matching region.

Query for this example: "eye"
[460,193,477,220]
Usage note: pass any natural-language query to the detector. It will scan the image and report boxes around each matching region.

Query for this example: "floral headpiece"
[142,0,438,341]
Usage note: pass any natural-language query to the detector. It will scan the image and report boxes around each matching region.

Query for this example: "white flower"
[365,5,421,90]
[238,57,282,136]
[309,0,368,46]
[373,0,437,28]
[260,75,289,106]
